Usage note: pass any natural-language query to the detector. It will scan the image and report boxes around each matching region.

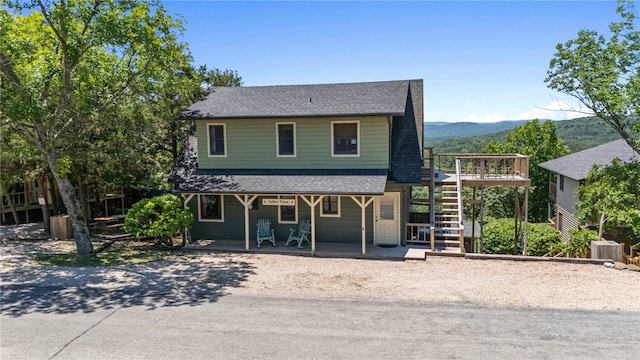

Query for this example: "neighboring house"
[538,139,639,241]
[170,80,424,254]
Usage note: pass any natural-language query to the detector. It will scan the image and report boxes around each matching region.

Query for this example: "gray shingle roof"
[538,139,639,180]
[172,169,388,195]
[180,80,414,119]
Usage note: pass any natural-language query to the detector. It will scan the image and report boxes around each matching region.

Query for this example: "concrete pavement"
[2,294,638,360]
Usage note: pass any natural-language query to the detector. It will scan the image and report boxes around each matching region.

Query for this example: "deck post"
[234,194,258,250]
[300,195,323,256]
[350,196,375,255]
[523,187,529,255]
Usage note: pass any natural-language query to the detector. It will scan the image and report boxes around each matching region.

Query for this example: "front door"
[374,192,400,245]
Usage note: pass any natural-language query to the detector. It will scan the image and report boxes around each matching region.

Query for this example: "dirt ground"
[1,223,639,311]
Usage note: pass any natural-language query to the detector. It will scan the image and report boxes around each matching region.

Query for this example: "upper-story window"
[276,122,296,157]
[208,124,226,157]
[559,175,565,191]
[332,121,359,156]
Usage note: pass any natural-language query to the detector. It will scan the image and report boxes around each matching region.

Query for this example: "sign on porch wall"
[262,198,296,206]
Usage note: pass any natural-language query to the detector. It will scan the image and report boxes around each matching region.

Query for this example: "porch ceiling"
[173,169,388,195]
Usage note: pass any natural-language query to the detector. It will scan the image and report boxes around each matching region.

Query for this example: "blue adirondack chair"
[285,219,311,248]
[256,219,276,248]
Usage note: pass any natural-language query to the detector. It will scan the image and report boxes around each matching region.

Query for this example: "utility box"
[51,215,74,240]
[591,240,622,262]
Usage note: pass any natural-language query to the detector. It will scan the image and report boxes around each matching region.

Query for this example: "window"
[321,196,340,217]
[278,195,297,223]
[207,124,226,156]
[559,175,565,192]
[199,194,223,221]
[332,121,359,156]
[276,123,296,156]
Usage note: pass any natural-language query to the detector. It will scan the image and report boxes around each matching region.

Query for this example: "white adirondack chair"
[285,219,311,248]
[256,219,276,248]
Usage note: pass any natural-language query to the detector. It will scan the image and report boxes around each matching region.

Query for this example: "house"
[169,80,424,254]
[538,139,639,241]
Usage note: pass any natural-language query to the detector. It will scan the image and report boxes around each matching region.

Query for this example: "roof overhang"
[171,169,389,195]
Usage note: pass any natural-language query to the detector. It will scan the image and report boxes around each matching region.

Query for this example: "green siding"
[188,195,373,244]
[196,116,389,169]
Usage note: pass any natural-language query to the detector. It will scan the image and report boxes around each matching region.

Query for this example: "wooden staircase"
[433,180,464,252]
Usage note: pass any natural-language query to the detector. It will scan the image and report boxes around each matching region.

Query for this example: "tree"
[482,120,571,223]
[545,0,640,154]
[1,0,191,256]
[576,158,640,240]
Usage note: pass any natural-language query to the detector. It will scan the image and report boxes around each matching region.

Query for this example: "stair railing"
[455,158,465,253]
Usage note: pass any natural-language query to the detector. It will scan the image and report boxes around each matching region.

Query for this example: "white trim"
[198,194,224,222]
[331,120,360,157]
[206,123,227,157]
[275,122,296,157]
[320,195,341,217]
[277,195,298,224]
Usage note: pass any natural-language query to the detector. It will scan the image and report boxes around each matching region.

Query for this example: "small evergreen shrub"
[125,194,193,248]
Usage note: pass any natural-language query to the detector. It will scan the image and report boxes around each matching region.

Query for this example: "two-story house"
[538,139,639,241]
[170,80,423,254]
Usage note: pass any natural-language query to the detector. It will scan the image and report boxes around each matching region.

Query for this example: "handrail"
[455,158,465,253]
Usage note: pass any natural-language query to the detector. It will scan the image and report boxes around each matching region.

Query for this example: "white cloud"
[516,99,594,121]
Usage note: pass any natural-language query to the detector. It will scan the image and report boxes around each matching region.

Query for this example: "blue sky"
[163,0,621,123]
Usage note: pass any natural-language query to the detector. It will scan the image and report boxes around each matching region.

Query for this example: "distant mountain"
[425,117,621,154]
[424,120,529,141]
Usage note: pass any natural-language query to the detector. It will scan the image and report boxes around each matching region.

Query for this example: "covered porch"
[174,169,411,256]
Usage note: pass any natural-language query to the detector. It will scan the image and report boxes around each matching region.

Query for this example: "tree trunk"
[6,190,21,225]
[598,212,606,241]
[45,155,94,256]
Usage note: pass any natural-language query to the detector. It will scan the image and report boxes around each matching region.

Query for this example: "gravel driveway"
[1,223,639,313]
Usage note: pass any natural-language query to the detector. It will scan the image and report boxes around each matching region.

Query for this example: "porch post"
[350,196,375,255]
[300,195,323,256]
[234,194,258,250]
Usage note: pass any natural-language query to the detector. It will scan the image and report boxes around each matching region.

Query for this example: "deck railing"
[433,153,529,180]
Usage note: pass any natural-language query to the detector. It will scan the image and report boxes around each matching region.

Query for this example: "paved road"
[2,293,638,360]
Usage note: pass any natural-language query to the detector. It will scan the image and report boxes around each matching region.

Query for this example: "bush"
[550,228,596,258]
[125,194,193,248]
[526,224,562,256]
[482,218,519,254]
[482,218,561,256]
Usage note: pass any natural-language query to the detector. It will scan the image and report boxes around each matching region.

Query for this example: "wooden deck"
[422,153,531,187]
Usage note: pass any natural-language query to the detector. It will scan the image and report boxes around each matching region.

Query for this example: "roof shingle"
[179,80,414,119]
[538,139,639,180]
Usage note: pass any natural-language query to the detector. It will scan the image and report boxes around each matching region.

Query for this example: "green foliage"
[125,194,193,247]
[482,218,561,256]
[545,0,640,154]
[482,218,521,255]
[577,158,640,238]
[550,228,597,258]
[526,223,562,256]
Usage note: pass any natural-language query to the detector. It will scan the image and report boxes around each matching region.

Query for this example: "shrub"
[550,228,597,258]
[125,194,193,248]
[526,224,562,256]
[482,218,561,256]
[482,218,520,254]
